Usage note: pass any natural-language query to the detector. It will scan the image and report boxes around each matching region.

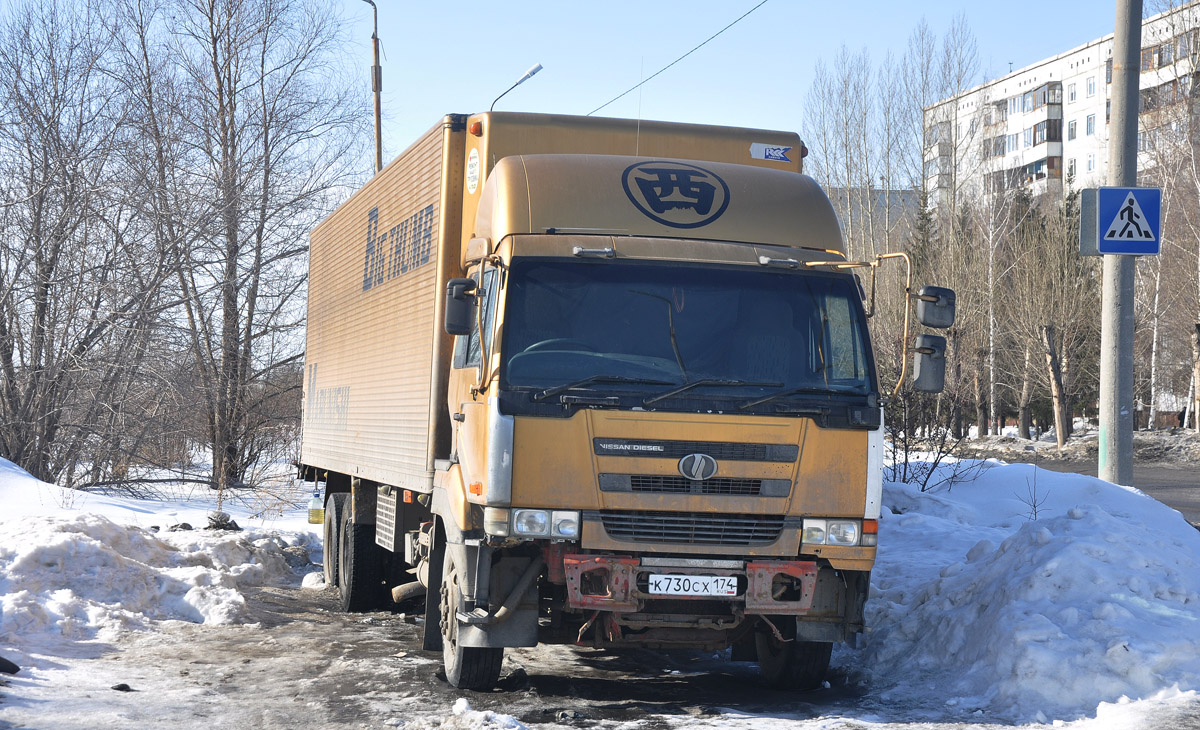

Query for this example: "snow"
[863,461,1200,722]
[1,452,1199,728]
[0,459,320,661]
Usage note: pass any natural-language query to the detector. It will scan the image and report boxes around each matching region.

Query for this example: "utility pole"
[363,0,383,174]
[1099,0,1141,485]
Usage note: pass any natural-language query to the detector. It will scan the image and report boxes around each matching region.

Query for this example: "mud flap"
[457,556,539,649]
[422,519,445,652]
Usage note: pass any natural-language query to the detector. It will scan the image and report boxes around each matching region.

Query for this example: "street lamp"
[362,0,382,174]
[490,63,543,112]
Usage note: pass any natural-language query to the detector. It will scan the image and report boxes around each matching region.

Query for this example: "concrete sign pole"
[1099,0,1141,485]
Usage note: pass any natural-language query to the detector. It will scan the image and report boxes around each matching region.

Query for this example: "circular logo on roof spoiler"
[622,160,730,229]
[679,453,719,481]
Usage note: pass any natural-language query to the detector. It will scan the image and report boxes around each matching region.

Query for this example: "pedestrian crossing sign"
[1096,187,1161,255]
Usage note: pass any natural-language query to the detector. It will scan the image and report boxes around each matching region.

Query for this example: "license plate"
[647,574,738,597]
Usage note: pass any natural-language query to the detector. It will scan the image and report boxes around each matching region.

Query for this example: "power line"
[587,0,771,117]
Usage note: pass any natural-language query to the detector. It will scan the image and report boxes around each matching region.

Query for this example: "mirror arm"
[871,252,913,400]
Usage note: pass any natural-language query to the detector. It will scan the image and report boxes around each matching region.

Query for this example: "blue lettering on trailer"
[362,204,435,291]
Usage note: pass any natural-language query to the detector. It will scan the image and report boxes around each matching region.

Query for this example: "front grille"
[599,510,785,546]
[593,439,798,462]
[630,475,762,496]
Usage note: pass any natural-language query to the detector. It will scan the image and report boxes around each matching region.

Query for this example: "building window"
[1106,58,1113,83]
[1008,96,1019,116]
[1087,153,1095,172]
[1160,42,1175,66]
[1068,120,1077,140]
[1067,158,1076,183]
[1068,83,1077,103]
[1087,76,1096,97]
[1007,133,1019,153]
[1024,127,1033,148]
[1141,48,1156,71]
[1087,114,1096,136]
[1032,120,1061,146]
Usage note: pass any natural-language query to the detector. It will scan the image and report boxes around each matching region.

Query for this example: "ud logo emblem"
[678,453,719,481]
[622,160,730,229]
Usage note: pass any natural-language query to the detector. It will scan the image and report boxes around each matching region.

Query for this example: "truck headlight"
[512,509,550,537]
[802,518,863,546]
[826,520,860,546]
[551,511,579,538]
[507,509,581,539]
[802,520,827,544]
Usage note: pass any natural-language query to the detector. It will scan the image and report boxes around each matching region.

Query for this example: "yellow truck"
[299,112,955,691]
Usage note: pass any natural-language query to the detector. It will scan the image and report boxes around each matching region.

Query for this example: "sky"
[340,0,1135,161]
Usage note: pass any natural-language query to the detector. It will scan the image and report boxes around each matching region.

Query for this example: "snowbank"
[863,459,1200,722]
[0,458,319,664]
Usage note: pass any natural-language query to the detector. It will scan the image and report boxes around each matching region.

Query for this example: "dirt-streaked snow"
[0,452,1198,729]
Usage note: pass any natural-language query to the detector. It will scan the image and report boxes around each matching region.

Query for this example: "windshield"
[500,259,875,406]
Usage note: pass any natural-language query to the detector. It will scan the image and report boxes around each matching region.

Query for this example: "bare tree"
[143,0,367,492]
[1003,191,1100,447]
[0,0,174,482]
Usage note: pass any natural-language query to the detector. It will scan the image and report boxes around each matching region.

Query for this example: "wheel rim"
[440,562,458,659]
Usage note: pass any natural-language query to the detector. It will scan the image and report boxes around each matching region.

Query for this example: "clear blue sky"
[344,1,1131,159]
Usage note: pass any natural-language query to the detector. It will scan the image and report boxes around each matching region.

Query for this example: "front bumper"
[562,554,818,615]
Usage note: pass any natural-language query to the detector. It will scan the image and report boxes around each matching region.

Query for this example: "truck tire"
[755,617,832,691]
[439,550,503,690]
[323,493,347,588]
[338,503,384,613]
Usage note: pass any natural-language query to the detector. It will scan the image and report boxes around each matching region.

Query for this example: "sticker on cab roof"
[749,143,791,163]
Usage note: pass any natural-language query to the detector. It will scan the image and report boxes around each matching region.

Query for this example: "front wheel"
[755,617,832,691]
[439,550,503,690]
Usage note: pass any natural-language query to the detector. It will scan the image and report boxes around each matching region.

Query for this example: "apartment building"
[924,1,1200,209]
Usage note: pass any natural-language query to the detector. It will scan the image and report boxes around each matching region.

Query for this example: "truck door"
[448,264,500,488]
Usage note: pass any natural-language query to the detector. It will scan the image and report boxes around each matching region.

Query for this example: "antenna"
[636,57,644,156]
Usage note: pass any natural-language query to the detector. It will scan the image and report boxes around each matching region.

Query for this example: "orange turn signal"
[863,519,879,534]
[468,482,483,496]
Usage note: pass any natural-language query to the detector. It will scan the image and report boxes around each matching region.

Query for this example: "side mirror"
[912,334,947,393]
[916,286,956,329]
[445,278,477,335]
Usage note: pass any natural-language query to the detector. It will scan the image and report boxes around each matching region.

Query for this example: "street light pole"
[363,0,382,175]
[1099,0,1142,485]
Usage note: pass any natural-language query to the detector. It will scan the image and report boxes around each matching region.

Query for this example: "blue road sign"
[1096,187,1161,255]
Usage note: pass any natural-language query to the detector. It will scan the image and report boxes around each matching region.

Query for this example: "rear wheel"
[439,550,503,690]
[322,493,347,588]
[755,617,832,691]
[338,502,384,612]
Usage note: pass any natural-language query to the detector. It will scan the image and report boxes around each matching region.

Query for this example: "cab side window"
[453,268,498,369]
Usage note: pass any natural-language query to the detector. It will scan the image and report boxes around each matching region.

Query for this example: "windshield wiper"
[532,375,675,402]
[643,379,782,406]
[738,385,856,410]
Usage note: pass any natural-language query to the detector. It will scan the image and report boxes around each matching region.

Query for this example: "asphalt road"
[1026,460,1200,525]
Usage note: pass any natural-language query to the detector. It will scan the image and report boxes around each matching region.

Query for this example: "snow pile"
[0,458,318,660]
[864,460,1200,722]
[395,698,527,729]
